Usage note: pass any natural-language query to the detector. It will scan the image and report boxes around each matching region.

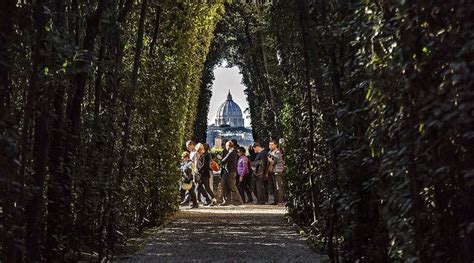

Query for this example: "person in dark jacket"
[180,151,198,208]
[247,145,257,202]
[196,143,217,206]
[248,145,257,162]
[204,143,216,198]
[217,139,229,203]
[231,139,240,189]
[251,142,269,204]
[219,141,243,205]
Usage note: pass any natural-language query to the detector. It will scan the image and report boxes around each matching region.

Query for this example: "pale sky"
[208,62,251,127]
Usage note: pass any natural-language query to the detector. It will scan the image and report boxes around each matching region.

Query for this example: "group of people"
[180,138,285,208]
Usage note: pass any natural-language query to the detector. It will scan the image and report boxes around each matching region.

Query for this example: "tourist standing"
[237,147,253,203]
[232,139,240,189]
[186,140,200,173]
[196,143,217,205]
[268,140,284,204]
[186,140,202,203]
[204,143,215,197]
[217,139,229,203]
[248,145,258,201]
[251,142,269,204]
[180,151,198,208]
[220,141,243,205]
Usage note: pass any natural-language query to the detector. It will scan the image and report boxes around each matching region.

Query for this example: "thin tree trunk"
[94,38,106,119]
[0,1,18,261]
[24,0,51,260]
[296,0,318,224]
[105,0,148,255]
[117,0,148,185]
[44,0,70,259]
[103,3,132,256]
[63,0,107,256]
[79,34,106,257]
[149,5,161,57]
[0,0,15,113]
[118,0,134,23]
[241,12,275,140]
[45,76,67,261]
[69,0,79,45]
[258,33,281,137]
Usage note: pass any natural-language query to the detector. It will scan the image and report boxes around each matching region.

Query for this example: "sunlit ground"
[179,204,287,214]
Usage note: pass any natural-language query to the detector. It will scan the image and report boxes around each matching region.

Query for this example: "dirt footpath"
[115,205,323,262]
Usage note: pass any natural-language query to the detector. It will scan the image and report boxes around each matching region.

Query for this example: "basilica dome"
[215,91,245,127]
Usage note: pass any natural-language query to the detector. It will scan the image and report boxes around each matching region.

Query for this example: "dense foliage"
[192,20,228,143]
[217,1,473,262]
[0,0,223,261]
[1,0,472,262]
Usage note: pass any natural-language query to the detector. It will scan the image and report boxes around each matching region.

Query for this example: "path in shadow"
[115,205,322,262]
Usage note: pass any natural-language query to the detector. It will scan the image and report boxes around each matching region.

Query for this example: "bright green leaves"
[418,122,425,136]
[422,47,429,55]
[366,83,374,101]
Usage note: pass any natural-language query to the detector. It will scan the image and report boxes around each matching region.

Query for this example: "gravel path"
[115,204,322,262]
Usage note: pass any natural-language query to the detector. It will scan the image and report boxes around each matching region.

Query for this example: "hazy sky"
[208,62,251,127]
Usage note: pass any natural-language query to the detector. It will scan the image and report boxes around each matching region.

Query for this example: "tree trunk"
[102,3,132,257]
[296,0,318,224]
[44,0,71,259]
[62,0,107,256]
[118,0,148,186]
[0,1,19,261]
[25,0,51,260]
[0,0,15,114]
[149,5,161,57]
[106,0,148,255]
[258,33,281,137]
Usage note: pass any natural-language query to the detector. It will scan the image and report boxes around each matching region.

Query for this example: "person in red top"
[237,147,253,203]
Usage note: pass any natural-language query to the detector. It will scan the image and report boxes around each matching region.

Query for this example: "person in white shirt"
[187,140,200,173]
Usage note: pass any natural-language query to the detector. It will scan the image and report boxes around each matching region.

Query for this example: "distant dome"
[215,91,245,127]
[217,92,243,118]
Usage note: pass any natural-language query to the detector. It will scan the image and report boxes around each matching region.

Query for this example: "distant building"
[207,91,253,148]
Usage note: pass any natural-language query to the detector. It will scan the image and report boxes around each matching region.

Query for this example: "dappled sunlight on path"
[115,205,322,262]
[180,204,287,214]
